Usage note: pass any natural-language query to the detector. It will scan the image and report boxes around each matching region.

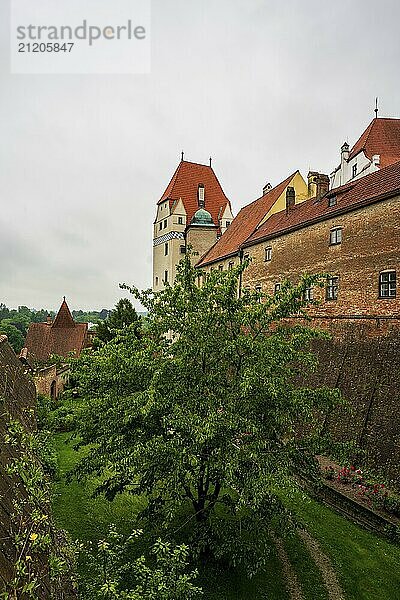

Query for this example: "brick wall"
[306,329,400,481]
[243,195,400,317]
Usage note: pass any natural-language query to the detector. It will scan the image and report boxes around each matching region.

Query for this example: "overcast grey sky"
[1,0,399,311]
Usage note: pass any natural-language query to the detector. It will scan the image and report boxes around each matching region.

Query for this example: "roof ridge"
[207,164,231,208]
[158,161,182,203]
[241,170,299,211]
[181,159,213,168]
[350,119,375,156]
[375,117,400,121]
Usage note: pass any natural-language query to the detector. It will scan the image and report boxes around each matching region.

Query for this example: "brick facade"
[242,194,400,318]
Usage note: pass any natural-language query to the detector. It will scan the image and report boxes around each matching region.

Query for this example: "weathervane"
[181,151,184,161]
[209,156,212,167]
[374,97,379,118]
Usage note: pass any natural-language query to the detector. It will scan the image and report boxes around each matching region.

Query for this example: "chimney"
[197,183,205,208]
[372,154,380,167]
[308,171,330,200]
[285,186,295,214]
[263,182,272,195]
[47,315,52,325]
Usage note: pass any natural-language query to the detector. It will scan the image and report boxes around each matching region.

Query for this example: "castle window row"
[254,270,397,302]
[261,228,343,262]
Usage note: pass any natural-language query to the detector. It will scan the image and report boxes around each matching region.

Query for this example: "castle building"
[240,161,400,324]
[197,163,399,332]
[153,118,399,331]
[194,116,400,331]
[330,117,400,188]
[153,158,233,290]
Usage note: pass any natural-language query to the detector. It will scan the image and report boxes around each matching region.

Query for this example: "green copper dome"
[190,207,214,227]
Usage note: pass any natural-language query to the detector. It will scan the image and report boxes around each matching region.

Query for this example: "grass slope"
[286,490,400,600]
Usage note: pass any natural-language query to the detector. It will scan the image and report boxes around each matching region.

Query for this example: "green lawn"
[52,433,400,600]
[282,531,328,600]
[52,432,143,541]
[284,489,400,600]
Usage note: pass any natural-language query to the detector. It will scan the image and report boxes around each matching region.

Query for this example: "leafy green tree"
[0,302,10,320]
[72,256,341,573]
[95,298,141,344]
[0,319,25,353]
[32,309,53,323]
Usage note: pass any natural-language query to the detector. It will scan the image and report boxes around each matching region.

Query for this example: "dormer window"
[198,184,205,208]
[328,196,337,207]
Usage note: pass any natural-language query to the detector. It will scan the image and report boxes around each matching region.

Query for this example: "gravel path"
[271,533,304,600]
[298,529,345,600]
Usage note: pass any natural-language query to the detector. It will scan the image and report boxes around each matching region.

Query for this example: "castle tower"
[153,159,233,290]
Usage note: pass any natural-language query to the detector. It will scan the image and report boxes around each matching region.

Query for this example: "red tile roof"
[52,298,75,328]
[348,118,400,168]
[197,172,297,266]
[245,160,400,247]
[158,160,231,228]
[25,299,88,363]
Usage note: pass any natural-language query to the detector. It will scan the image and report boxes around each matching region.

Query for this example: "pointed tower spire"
[52,298,75,328]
